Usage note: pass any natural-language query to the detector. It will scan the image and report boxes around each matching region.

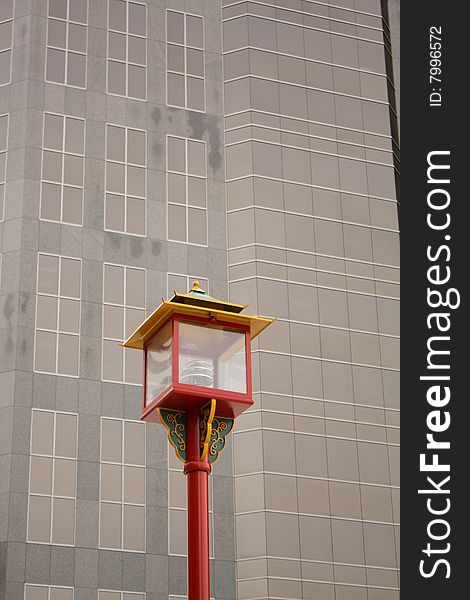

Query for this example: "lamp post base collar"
[184,460,212,475]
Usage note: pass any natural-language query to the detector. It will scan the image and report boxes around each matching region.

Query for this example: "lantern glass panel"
[146,321,173,405]
[178,321,247,393]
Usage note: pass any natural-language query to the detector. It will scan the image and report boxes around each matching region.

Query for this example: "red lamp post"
[122,282,274,600]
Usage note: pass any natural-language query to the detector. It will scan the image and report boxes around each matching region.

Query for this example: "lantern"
[122,281,274,600]
[123,281,273,425]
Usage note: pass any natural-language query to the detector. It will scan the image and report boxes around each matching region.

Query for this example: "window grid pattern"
[167,273,209,298]
[100,418,146,552]
[0,0,14,86]
[46,0,88,88]
[166,10,205,111]
[0,113,8,221]
[98,592,145,600]
[224,126,395,170]
[222,5,400,600]
[105,124,147,236]
[224,112,396,171]
[34,253,82,377]
[27,410,78,547]
[25,584,74,600]
[228,271,399,303]
[40,113,85,225]
[167,135,208,246]
[102,263,146,384]
[107,0,147,100]
[168,449,214,557]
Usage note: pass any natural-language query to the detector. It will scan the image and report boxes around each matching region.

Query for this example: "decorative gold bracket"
[207,414,234,464]
[158,408,186,462]
[158,401,234,465]
[200,399,217,460]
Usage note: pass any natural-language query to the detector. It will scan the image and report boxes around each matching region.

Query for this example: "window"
[167,135,207,245]
[266,512,300,558]
[40,113,85,225]
[168,447,213,557]
[102,263,145,384]
[46,0,88,88]
[34,253,81,377]
[167,273,208,297]
[236,513,266,559]
[98,593,144,600]
[107,0,146,100]
[105,124,146,235]
[166,10,205,111]
[25,585,74,600]
[0,113,8,220]
[248,16,276,52]
[0,0,14,86]
[222,16,248,53]
[27,409,78,545]
[298,515,333,562]
[100,418,146,552]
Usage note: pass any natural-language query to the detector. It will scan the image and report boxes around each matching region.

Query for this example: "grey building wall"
[1,0,400,599]
[223,0,400,598]
[1,1,234,600]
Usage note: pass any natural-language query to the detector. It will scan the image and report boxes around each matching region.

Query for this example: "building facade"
[224,1,400,598]
[0,1,399,599]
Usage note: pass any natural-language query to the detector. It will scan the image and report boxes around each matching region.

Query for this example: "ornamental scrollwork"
[207,416,234,464]
[158,408,186,462]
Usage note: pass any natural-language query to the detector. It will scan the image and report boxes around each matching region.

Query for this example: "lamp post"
[122,281,274,600]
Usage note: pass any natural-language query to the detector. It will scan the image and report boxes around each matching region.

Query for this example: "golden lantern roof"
[170,280,247,313]
[122,280,275,350]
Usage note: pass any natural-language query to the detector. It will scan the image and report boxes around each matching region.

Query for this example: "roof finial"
[190,280,207,295]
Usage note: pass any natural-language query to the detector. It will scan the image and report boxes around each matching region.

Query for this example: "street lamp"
[122,281,274,600]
